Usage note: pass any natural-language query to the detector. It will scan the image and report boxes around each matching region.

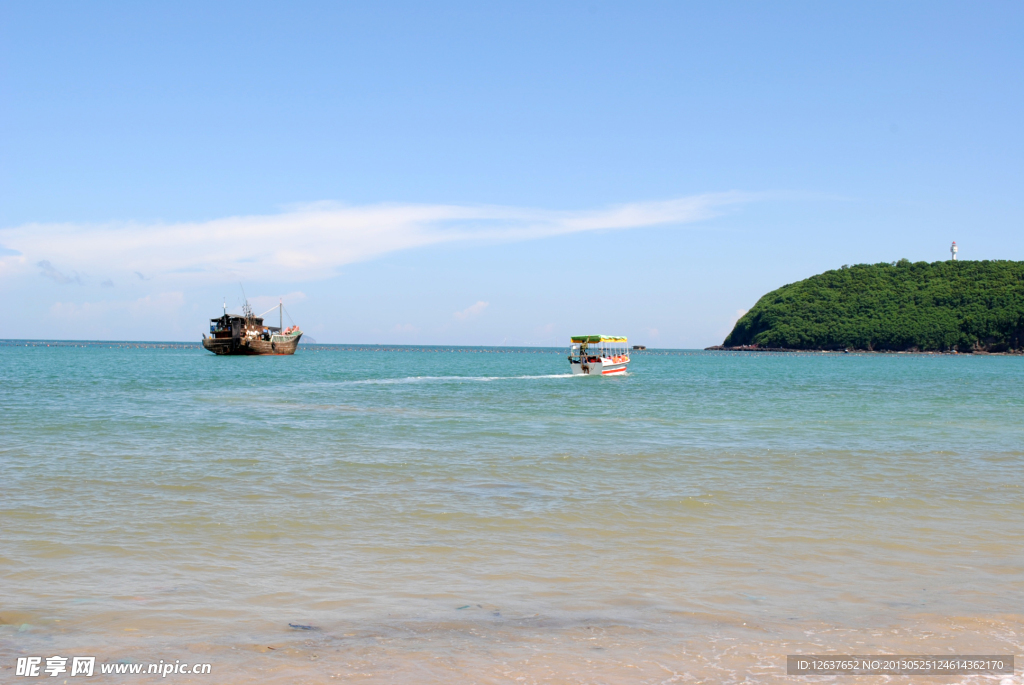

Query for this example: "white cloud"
[718,308,750,340]
[50,292,185,319]
[453,301,489,320]
[0,192,755,285]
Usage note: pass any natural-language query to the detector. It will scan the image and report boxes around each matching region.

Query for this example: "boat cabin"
[209,313,280,341]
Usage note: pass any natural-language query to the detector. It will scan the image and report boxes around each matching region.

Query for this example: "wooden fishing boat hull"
[202,333,302,356]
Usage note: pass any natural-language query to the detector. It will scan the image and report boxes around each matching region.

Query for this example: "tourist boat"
[201,300,302,356]
[568,335,630,375]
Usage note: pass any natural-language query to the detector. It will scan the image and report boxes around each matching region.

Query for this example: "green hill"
[722,260,1024,352]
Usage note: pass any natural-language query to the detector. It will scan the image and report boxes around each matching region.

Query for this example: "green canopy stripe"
[570,335,627,343]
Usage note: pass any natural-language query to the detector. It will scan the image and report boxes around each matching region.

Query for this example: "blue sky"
[1,2,1022,346]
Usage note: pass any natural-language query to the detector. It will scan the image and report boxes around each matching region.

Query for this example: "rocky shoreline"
[705,345,1023,355]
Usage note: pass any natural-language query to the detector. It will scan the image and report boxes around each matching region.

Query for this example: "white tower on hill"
[951,241,958,261]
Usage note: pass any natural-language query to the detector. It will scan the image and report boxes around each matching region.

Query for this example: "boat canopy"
[570,335,627,343]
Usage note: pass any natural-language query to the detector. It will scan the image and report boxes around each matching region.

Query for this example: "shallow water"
[1,343,1022,683]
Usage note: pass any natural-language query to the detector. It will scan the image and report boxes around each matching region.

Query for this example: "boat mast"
[279,298,283,332]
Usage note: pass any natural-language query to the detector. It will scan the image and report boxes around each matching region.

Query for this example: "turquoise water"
[2,343,1022,683]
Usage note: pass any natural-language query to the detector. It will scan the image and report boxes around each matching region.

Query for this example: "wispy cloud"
[246,291,307,317]
[37,260,82,285]
[49,292,185,318]
[719,308,749,339]
[453,301,489,320]
[1,193,755,284]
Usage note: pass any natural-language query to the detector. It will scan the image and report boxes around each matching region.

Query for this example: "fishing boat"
[201,299,302,356]
[568,335,630,375]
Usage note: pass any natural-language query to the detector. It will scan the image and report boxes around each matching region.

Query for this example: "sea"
[1,342,1021,684]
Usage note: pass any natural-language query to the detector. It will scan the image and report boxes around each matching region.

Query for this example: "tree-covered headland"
[722,260,1024,352]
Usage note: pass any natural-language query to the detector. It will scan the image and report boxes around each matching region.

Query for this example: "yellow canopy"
[570,335,627,343]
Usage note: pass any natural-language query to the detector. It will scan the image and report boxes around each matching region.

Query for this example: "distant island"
[713,260,1024,353]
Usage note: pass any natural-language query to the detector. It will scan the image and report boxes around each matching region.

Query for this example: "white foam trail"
[344,374,575,385]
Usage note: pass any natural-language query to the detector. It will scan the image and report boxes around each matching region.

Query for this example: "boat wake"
[345,374,575,385]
